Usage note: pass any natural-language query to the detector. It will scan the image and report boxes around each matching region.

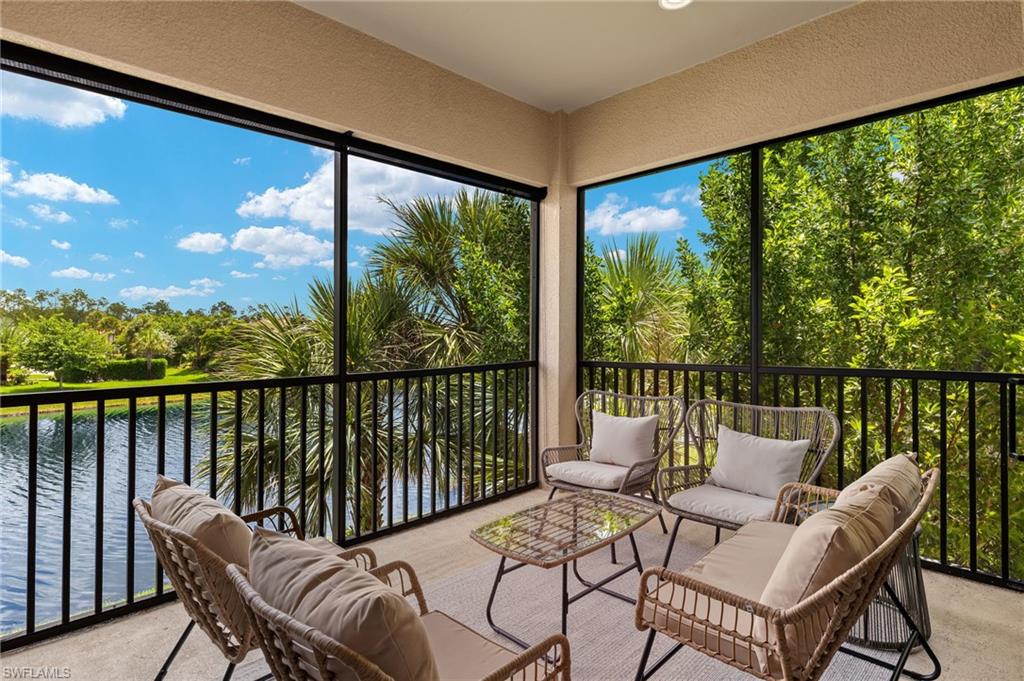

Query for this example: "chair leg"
[222,663,235,681]
[547,486,557,500]
[649,486,669,534]
[154,620,195,681]
[838,582,941,681]
[610,541,618,564]
[634,629,658,681]
[661,516,683,568]
[714,526,721,545]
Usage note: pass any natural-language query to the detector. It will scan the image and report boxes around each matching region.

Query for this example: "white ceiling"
[298,1,855,112]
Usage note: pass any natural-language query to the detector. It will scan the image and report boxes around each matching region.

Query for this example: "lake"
[0,403,448,636]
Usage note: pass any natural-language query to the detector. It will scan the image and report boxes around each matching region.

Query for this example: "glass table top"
[471,490,661,568]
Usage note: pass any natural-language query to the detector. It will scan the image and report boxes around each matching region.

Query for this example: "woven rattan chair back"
[133,498,254,664]
[774,469,940,680]
[577,390,686,463]
[226,564,392,681]
[686,399,839,484]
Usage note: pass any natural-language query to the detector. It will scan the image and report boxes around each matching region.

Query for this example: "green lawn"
[0,366,211,396]
[0,368,213,416]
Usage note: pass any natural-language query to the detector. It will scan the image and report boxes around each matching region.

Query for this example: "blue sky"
[0,71,472,311]
[583,160,714,260]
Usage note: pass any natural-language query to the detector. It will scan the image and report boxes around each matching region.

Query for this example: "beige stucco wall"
[567,0,1024,186]
[0,0,555,186]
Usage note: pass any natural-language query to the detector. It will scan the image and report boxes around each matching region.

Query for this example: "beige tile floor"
[2,489,1021,680]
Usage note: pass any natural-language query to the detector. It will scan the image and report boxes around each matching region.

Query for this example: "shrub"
[99,358,167,380]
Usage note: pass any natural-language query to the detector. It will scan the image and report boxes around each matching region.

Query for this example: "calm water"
[0,404,449,636]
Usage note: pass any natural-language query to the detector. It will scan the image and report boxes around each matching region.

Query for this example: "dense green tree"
[15,316,111,387]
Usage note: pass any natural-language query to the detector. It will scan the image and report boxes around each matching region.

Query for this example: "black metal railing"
[582,360,1023,591]
[0,361,537,650]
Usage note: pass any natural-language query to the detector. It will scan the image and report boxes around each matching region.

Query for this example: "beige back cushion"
[590,411,660,466]
[760,486,895,609]
[836,453,922,524]
[150,475,251,568]
[756,487,896,670]
[710,425,809,499]
[249,529,440,681]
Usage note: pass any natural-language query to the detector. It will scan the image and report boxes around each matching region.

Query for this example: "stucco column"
[537,111,578,476]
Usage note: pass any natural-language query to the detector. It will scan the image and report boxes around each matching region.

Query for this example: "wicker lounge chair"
[541,390,686,536]
[658,399,839,561]
[134,498,376,681]
[227,559,571,681]
[634,467,940,681]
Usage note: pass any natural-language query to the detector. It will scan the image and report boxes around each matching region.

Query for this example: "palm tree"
[598,233,689,363]
[203,189,532,537]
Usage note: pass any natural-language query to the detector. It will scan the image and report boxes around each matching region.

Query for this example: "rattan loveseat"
[634,465,939,681]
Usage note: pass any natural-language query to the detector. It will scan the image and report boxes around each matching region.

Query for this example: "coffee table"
[471,490,661,651]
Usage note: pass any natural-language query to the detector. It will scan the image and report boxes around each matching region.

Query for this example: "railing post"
[750,145,763,405]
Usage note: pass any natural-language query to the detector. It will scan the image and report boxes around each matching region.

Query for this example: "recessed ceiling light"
[659,0,694,9]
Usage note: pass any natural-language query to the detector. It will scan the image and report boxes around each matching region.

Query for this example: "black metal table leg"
[572,531,645,604]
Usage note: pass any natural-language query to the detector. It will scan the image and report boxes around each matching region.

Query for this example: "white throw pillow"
[709,424,809,499]
[589,410,660,467]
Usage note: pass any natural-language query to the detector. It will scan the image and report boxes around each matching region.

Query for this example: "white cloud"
[119,282,216,301]
[1,71,126,128]
[237,158,333,230]
[108,218,137,229]
[229,270,258,279]
[133,251,145,259]
[29,203,73,223]
[2,158,118,204]
[1,250,30,267]
[233,157,251,166]
[90,253,110,262]
[8,216,38,230]
[354,244,371,258]
[230,225,333,269]
[237,154,461,235]
[272,275,286,281]
[177,231,228,254]
[653,185,701,207]
[585,193,686,235]
[121,268,135,275]
[347,155,462,235]
[50,239,71,251]
[318,259,333,269]
[51,266,114,281]
[348,261,360,269]
[190,277,223,288]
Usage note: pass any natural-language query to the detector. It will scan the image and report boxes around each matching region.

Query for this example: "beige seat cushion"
[836,453,922,524]
[589,411,660,466]
[667,484,776,525]
[421,611,519,681]
[642,521,796,676]
[710,425,809,499]
[249,529,439,681]
[150,475,251,568]
[546,460,626,490]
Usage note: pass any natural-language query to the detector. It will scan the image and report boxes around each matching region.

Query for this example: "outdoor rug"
[421,531,911,681]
